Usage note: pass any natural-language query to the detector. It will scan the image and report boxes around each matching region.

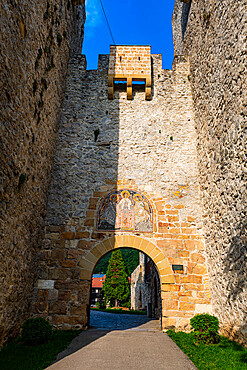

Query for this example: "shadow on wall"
[222,219,247,344]
[181,1,191,39]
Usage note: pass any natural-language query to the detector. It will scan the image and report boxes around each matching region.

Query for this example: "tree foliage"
[102,249,130,307]
[94,248,139,275]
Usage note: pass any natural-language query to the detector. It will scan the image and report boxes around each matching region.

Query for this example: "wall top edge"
[110,44,151,47]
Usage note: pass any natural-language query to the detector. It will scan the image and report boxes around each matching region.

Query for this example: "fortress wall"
[0,0,85,345]
[173,0,247,343]
[35,53,211,331]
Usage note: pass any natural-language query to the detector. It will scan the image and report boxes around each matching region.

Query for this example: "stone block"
[181,228,197,234]
[162,318,176,328]
[68,249,79,259]
[179,302,195,311]
[103,238,113,251]
[183,283,204,291]
[187,216,195,222]
[167,216,179,222]
[155,201,165,212]
[178,250,190,257]
[38,280,55,289]
[84,252,98,264]
[60,232,75,240]
[45,233,60,240]
[174,205,184,209]
[59,291,74,301]
[49,301,67,314]
[180,275,202,284]
[88,198,99,210]
[48,289,58,301]
[195,304,212,314]
[178,291,192,297]
[79,258,94,271]
[84,219,94,227]
[159,266,173,276]
[55,281,80,290]
[158,239,183,250]
[161,275,175,284]
[90,246,103,260]
[188,263,207,275]
[61,260,77,268]
[51,249,66,260]
[156,259,170,271]
[166,210,179,215]
[78,240,95,250]
[191,253,205,263]
[75,231,90,239]
[70,303,87,316]
[33,302,49,314]
[162,284,180,292]
[133,237,143,249]
[51,240,66,249]
[152,252,164,264]
[184,240,204,251]
[80,269,92,281]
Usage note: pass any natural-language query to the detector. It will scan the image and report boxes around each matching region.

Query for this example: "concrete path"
[47,311,196,370]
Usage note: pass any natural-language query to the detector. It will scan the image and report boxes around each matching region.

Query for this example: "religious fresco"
[97,190,153,232]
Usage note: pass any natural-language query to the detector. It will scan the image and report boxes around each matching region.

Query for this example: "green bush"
[121,300,131,309]
[96,300,106,309]
[21,318,52,345]
[190,313,219,344]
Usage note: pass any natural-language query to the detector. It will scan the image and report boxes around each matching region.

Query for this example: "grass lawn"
[0,330,81,370]
[91,307,147,315]
[167,330,247,370]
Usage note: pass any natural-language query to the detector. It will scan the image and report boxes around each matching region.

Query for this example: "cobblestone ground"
[90,310,161,331]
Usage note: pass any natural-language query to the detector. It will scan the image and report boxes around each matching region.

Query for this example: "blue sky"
[82,0,175,70]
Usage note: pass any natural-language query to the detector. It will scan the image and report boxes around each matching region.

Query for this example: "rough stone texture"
[173,0,247,344]
[131,253,161,319]
[0,0,85,345]
[36,49,211,331]
[131,253,150,311]
[108,45,151,76]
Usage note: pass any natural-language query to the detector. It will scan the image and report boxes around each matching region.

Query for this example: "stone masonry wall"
[108,45,151,76]
[35,50,211,331]
[0,0,85,345]
[173,0,247,344]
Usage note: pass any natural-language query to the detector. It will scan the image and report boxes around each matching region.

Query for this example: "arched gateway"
[79,236,174,284]
[34,45,212,331]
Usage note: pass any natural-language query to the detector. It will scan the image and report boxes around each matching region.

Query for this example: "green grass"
[0,330,81,370]
[91,307,147,315]
[167,330,247,370]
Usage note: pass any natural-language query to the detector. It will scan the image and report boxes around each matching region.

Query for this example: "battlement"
[108,45,152,100]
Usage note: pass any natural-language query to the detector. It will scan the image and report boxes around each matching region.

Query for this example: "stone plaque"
[37,279,55,289]
[97,189,153,232]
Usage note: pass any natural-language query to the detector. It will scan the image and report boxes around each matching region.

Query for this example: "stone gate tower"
[34,45,212,330]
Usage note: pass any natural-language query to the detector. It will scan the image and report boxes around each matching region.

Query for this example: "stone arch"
[78,235,175,285]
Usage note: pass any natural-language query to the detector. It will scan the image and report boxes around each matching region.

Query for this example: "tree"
[102,249,130,308]
[94,248,139,275]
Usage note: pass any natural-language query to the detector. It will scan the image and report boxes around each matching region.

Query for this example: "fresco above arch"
[97,189,153,232]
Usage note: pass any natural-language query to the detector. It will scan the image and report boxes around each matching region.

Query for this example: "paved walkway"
[47,311,196,370]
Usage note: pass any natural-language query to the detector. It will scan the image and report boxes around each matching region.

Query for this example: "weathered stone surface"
[37,48,211,332]
[173,0,247,344]
[0,0,85,346]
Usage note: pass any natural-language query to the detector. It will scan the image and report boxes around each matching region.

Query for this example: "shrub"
[21,318,52,345]
[121,300,131,309]
[190,313,219,344]
[96,300,106,309]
